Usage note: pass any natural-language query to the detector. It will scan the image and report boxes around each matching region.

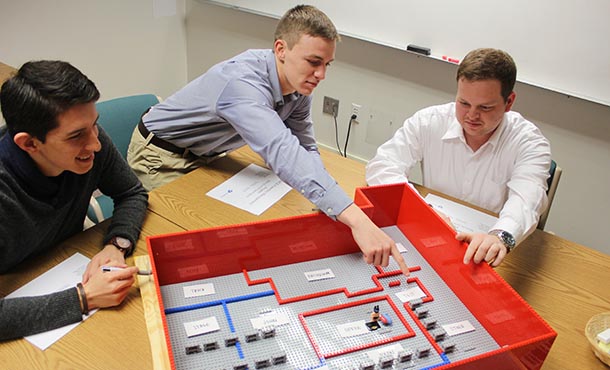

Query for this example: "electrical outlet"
[351,103,362,119]
[323,96,339,117]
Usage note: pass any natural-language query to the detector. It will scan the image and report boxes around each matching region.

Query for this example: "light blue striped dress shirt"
[142,49,352,218]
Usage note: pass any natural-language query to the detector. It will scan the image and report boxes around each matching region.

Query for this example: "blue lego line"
[165,291,276,359]
[301,357,326,370]
[164,290,275,314]
[235,341,244,359]
[222,301,246,358]
[222,301,235,332]
[420,353,451,369]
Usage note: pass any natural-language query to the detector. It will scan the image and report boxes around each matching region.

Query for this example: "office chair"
[86,94,161,225]
[537,159,562,230]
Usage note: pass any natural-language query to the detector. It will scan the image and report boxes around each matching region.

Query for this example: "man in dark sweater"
[0,61,148,340]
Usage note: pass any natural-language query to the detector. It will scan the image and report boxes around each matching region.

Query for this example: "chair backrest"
[537,159,562,230]
[95,94,160,158]
[85,94,160,226]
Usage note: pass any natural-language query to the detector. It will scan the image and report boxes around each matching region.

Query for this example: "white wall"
[0,0,188,101]
[1,0,608,255]
[207,0,610,106]
[185,1,610,255]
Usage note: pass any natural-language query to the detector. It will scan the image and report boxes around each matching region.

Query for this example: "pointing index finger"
[391,245,410,276]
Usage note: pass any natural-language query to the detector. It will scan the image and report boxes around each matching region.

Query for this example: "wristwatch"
[488,229,516,254]
[109,236,133,256]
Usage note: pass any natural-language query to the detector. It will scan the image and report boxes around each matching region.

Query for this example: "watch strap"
[488,229,516,254]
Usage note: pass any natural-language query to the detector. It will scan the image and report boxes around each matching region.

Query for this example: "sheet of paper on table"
[206,163,292,215]
[6,252,97,350]
[423,193,498,234]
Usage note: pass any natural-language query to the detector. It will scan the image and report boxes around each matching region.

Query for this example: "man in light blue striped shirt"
[127,5,409,275]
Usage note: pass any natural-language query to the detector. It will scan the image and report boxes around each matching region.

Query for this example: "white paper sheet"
[337,320,368,338]
[183,283,215,298]
[250,311,290,330]
[184,316,220,337]
[206,163,292,215]
[424,193,498,234]
[6,253,96,350]
[442,320,476,336]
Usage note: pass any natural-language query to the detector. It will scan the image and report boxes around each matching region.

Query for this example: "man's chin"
[298,87,314,96]
[298,82,319,96]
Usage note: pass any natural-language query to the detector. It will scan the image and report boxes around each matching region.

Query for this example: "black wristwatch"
[488,229,516,254]
[109,236,133,256]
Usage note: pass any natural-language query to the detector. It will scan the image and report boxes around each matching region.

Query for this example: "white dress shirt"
[365,102,551,243]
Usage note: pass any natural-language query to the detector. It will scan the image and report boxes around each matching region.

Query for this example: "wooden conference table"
[1,146,609,370]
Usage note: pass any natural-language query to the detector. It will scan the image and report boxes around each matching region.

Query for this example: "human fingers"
[489,255,503,267]
[83,255,111,283]
[472,238,493,264]
[391,246,410,276]
[109,266,139,281]
[461,235,478,264]
[380,241,392,267]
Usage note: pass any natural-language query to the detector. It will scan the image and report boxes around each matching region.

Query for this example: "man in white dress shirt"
[366,48,551,267]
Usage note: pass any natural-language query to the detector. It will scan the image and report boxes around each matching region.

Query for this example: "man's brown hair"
[457,48,517,102]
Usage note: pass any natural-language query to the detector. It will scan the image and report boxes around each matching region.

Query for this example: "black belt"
[138,121,185,155]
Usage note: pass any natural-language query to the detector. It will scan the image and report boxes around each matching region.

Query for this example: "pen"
[101,266,153,276]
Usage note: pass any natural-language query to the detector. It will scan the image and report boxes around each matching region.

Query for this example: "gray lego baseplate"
[158,226,499,370]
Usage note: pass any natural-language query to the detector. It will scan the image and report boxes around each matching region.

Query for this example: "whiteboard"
[204,0,610,106]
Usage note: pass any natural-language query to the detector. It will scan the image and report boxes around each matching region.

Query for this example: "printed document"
[6,253,96,350]
[206,163,292,215]
[424,193,498,234]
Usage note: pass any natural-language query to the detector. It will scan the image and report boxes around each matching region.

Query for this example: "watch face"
[490,229,515,250]
[113,236,131,249]
[500,231,516,248]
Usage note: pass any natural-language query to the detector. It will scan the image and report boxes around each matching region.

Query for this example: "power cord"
[343,114,357,158]
[333,113,344,157]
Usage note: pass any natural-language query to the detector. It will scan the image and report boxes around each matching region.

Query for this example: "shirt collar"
[442,117,464,141]
[265,50,300,107]
[486,116,507,147]
[441,114,507,149]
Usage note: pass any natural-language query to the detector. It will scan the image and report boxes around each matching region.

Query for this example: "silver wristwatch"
[488,229,516,254]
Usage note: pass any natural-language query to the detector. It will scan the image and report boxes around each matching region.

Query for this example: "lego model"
[147,183,556,369]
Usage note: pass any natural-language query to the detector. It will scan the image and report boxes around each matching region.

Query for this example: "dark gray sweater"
[0,127,148,341]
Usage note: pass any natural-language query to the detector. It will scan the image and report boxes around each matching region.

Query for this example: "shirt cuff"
[314,184,353,221]
[490,218,522,244]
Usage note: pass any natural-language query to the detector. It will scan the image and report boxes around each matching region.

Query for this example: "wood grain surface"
[2,145,608,370]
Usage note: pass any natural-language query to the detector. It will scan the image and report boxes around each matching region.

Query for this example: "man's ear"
[274,39,287,63]
[13,132,40,153]
[505,91,516,112]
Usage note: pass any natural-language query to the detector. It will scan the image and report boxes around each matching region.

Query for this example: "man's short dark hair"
[457,48,517,102]
[274,4,340,49]
[0,60,100,141]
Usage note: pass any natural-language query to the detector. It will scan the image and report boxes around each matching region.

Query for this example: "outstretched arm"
[338,204,410,276]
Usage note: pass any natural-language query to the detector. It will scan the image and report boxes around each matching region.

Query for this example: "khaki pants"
[127,126,206,191]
